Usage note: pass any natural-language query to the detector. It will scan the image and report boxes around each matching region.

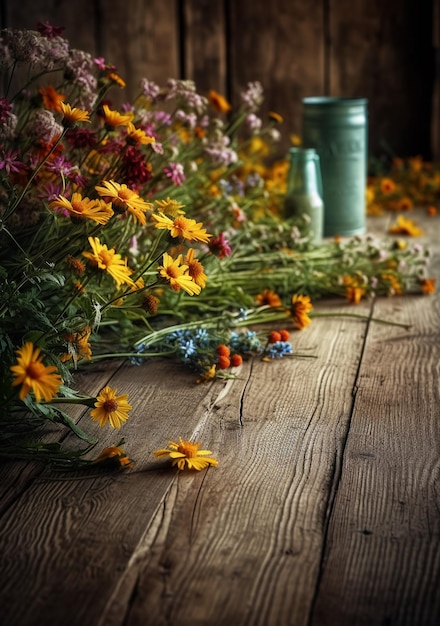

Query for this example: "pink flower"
[164,162,185,186]
[0,149,27,175]
[209,232,232,259]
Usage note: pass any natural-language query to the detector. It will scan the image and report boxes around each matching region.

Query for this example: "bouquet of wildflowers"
[0,23,434,469]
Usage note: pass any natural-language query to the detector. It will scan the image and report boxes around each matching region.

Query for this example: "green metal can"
[302,97,368,237]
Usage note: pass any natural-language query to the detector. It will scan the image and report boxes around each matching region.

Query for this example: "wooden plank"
[96,0,180,105]
[328,0,434,158]
[310,216,440,625]
[227,0,326,157]
[2,0,98,57]
[432,0,440,160]
[95,301,372,626]
[0,360,123,514]
[183,0,227,95]
[0,359,221,626]
[2,0,180,106]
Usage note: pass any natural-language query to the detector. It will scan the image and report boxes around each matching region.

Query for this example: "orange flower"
[39,85,66,111]
[420,278,436,294]
[380,177,396,194]
[290,294,313,329]
[255,289,282,307]
[208,89,231,114]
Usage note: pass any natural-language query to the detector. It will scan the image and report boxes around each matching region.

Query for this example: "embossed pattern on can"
[302,97,368,237]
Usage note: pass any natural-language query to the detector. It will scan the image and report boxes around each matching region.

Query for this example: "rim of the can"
[302,96,367,106]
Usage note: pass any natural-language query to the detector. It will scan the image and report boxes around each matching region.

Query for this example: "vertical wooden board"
[97,0,180,105]
[432,0,440,160]
[97,303,374,626]
[310,219,440,625]
[183,0,227,95]
[328,0,434,158]
[227,0,326,156]
[2,0,98,58]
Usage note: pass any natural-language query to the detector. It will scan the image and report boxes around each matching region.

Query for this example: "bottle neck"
[288,154,322,196]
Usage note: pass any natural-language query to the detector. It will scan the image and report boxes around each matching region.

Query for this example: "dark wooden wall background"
[1,0,439,161]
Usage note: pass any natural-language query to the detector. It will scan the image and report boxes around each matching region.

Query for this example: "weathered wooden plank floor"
[0,214,439,626]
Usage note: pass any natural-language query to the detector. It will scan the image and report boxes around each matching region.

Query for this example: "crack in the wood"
[238,359,255,428]
[189,469,209,546]
[305,297,376,626]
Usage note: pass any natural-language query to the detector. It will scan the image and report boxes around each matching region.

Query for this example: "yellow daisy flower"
[49,192,114,225]
[290,294,313,329]
[154,197,186,216]
[125,122,156,146]
[380,273,403,296]
[95,180,153,225]
[101,103,133,128]
[342,276,367,304]
[268,111,283,124]
[106,72,126,89]
[158,252,201,295]
[90,386,132,429]
[389,215,424,237]
[151,212,211,243]
[10,342,62,402]
[60,102,91,126]
[93,445,134,470]
[154,437,218,471]
[61,326,92,363]
[82,236,134,287]
[184,248,207,288]
[380,177,396,194]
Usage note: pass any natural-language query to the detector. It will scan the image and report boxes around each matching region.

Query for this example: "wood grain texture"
[0,359,215,626]
[310,218,440,626]
[2,0,98,58]
[0,212,439,624]
[2,0,436,157]
[98,0,180,103]
[227,0,326,156]
[328,0,434,157]
[0,360,122,515]
[94,303,373,626]
[183,0,227,95]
